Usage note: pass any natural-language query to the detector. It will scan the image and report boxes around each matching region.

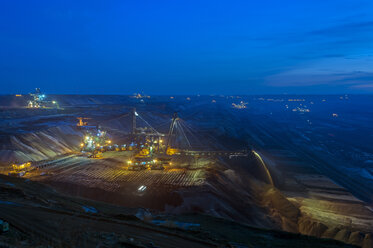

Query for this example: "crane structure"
[77,117,91,127]
[78,109,249,167]
[165,112,178,152]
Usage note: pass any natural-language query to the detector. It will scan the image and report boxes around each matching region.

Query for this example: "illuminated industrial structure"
[292,107,310,113]
[77,117,91,127]
[232,101,248,109]
[28,88,45,108]
[132,93,150,99]
[78,109,248,169]
[27,88,59,109]
[8,162,32,177]
[81,128,111,153]
[12,162,31,171]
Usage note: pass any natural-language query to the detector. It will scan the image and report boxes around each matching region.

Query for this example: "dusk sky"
[1,0,373,94]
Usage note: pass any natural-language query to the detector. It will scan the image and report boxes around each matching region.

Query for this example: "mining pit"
[0,95,372,248]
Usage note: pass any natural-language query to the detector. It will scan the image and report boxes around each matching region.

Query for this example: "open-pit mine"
[0,93,372,248]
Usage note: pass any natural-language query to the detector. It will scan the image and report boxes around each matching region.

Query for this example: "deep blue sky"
[1,0,373,94]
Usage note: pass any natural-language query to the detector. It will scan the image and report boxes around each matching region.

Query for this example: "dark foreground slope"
[0,174,357,248]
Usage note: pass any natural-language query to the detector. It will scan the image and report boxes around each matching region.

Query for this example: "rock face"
[298,217,328,237]
[259,185,373,248]
[248,147,373,248]
[349,231,365,246]
[263,187,300,232]
[322,227,341,239]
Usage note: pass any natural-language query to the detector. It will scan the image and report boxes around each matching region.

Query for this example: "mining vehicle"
[126,157,151,171]
[8,162,32,177]
[166,147,181,155]
[137,148,150,157]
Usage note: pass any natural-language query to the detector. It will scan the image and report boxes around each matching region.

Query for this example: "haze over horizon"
[1,0,373,95]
